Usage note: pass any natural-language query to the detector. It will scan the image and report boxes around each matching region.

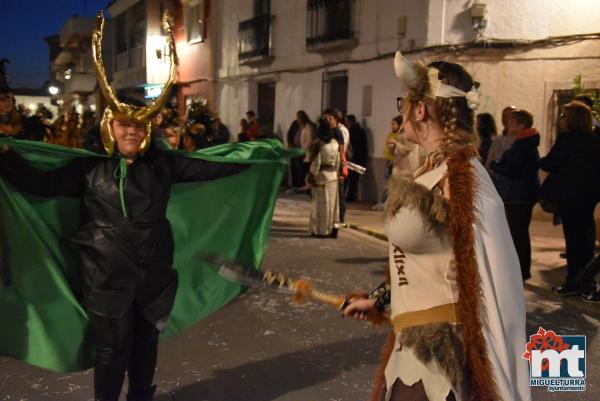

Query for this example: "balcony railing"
[306,0,356,49]
[238,14,272,62]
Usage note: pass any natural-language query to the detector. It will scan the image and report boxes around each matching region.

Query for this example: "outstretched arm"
[169,152,250,184]
[0,145,87,197]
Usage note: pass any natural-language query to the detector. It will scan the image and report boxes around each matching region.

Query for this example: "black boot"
[126,385,156,401]
[329,228,338,238]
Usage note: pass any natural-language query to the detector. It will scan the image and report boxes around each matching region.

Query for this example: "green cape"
[0,137,300,372]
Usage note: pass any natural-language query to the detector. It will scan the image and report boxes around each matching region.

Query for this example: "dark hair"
[246,110,256,117]
[392,114,403,125]
[316,117,334,143]
[564,101,593,135]
[476,113,497,138]
[297,110,311,126]
[574,94,594,109]
[184,124,208,150]
[323,108,343,123]
[510,109,534,129]
[346,114,356,123]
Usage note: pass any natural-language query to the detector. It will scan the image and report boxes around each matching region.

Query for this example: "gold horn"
[137,12,178,122]
[92,11,123,114]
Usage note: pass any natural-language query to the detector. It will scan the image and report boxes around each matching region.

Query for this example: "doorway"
[258,81,276,131]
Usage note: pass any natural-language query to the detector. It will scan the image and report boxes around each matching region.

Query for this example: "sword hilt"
[308,288,347,310]
[291,278,347,310]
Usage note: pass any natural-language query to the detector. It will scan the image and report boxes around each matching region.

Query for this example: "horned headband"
[92,11,177,155]
[393,51,480,111]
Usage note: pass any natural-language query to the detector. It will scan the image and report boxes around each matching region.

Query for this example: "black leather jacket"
[0,145,248,328]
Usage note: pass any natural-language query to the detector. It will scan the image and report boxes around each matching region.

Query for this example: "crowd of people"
[3,52,599,304]
[474,95,600,302]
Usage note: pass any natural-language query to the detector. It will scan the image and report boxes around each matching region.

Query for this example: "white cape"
[471,160,532,401]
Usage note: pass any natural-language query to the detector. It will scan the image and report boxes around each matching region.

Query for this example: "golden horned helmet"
[92,11,177,155]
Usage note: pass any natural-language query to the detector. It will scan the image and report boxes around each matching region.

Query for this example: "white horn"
[394,51,418,89]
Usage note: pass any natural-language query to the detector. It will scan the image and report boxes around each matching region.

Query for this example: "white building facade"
[213,0,600,202]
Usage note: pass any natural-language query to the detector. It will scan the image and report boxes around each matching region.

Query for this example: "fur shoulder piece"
[446,145,499,401]
[384,175,448,228]
[384,138,448,227]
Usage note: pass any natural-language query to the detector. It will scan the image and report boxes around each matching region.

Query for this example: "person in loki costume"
[343,52,531,401]
[0,12,297,401]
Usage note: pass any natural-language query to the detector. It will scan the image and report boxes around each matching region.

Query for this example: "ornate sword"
[206,256,349,311]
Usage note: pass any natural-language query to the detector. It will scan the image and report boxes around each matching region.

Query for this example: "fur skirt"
[372,323,469,401]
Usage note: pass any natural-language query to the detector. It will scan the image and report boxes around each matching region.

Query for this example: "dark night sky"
[0,0,109,89]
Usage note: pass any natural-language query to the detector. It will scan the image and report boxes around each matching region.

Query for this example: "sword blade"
[204,255,295,295]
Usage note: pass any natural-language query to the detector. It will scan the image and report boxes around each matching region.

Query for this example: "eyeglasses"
[396,97,404,113]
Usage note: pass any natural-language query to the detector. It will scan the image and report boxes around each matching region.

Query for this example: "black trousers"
[339,179,346,223]
[290,156,304,187]
[300,162,310,186]
[89,304,159,401]
[504,203,534,280]
[346,170,361,202]
[560,203,597,284]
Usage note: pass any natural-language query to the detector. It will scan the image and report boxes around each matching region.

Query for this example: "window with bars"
[184,0,206,43]
[306,0,356,47]
[115,13,128,55]
[129,1,146,50]
[322,70,348,115]
[238,1,272,62]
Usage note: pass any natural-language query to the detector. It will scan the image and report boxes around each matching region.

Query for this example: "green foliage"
[572,74,600,120]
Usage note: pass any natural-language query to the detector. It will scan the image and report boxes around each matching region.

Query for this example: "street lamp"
[48,85,60,96]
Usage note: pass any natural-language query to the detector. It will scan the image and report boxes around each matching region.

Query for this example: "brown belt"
[392,303,461,334]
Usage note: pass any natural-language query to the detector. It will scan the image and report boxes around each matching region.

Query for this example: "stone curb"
[345,221,600,317]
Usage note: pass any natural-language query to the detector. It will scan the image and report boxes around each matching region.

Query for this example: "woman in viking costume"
[0,13,251,401]
[343,52,531,401]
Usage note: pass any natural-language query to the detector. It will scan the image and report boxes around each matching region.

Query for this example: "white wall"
[431,0,600,44]
[214,0,600,201]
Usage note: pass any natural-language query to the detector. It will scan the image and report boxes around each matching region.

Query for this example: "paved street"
[1,196,599,401]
